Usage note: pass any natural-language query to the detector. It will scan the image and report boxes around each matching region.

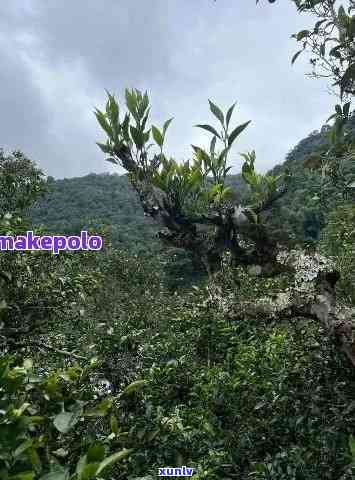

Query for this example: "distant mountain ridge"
[31,173,159,252]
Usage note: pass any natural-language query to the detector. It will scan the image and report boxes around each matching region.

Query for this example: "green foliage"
[0,211,104,356]
[0,149,47,217]
[49,233,350,478]
[30,173,159,253]
[194,99,251,188]
[288,0,355,98]
[152,156,205,215]
[303,102,355,206]
[240,150,285,221]
[0,356,132,480]
[264,112,355,245]
[88,263,355,478]
[95,88,173,177]
[95,90,254,217]
[0,159,137,478]
[192,100,250,195]
[319,202,355,302]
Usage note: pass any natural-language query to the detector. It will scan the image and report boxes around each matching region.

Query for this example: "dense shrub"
[319,203,355,302]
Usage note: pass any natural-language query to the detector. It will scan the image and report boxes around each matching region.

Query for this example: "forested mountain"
[267,119,355,242]
[30,173,159,252]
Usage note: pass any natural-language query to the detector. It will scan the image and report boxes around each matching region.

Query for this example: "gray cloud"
[0,0,335,178]
[0,29,49,160]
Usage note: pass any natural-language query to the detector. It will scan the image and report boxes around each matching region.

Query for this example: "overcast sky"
[0,0,336,179]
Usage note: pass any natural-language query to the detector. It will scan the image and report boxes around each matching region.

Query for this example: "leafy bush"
[319,202,355,302]
[0,355,132,480]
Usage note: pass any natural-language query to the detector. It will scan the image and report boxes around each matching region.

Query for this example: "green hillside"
[31,173,159,252]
